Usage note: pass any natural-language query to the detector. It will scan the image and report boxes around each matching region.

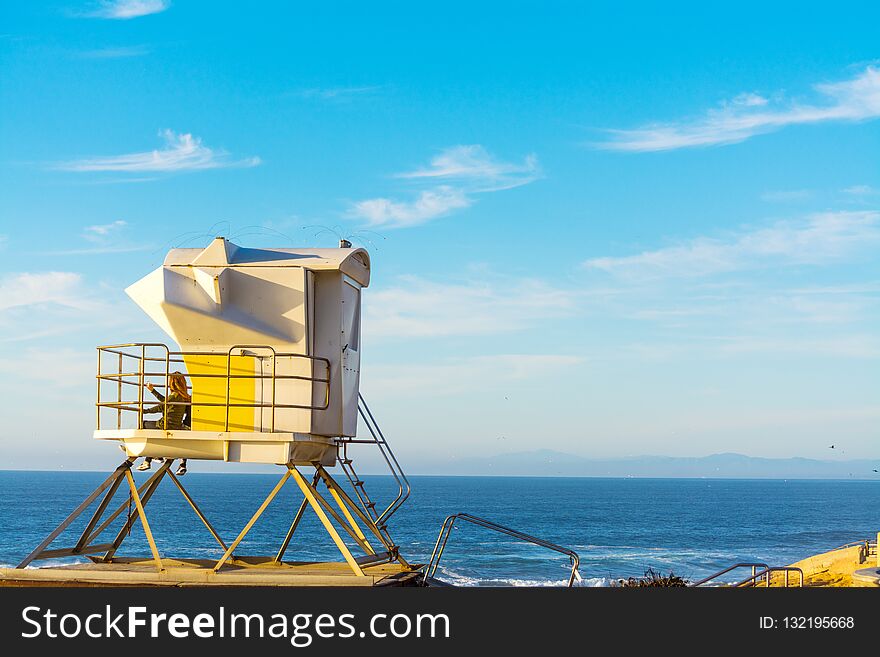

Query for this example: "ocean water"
[1,471,878,586]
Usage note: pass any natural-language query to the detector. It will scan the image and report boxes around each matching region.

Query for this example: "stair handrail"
[337,394,411,524]
[735,566,804,588]
[689,562,770,587]
[425,512,581,587]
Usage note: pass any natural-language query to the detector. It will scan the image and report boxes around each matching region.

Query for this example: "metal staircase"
[335,393,411,550]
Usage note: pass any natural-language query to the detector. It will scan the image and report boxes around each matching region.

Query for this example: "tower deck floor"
[0,557,424,587]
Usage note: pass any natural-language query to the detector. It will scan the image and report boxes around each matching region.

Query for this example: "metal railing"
[691,562,804,588]
[834,539,877,554]
[336,394,411,524]
[690,562,770,587]
[96,343,331,432]
[735,567,804,588]
[425,513,581,587]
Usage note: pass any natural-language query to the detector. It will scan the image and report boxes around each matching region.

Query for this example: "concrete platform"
[0,556,424,588]
[852,567,880,586]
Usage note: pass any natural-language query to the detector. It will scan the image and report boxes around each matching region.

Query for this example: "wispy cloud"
[760,189,813,203]
[38,245,154,256]
[714,334,880,359]
[368,354,584,398]
[78,45,150,59]
[599,66,880,152]
[584,211,880,278]
[34,220,153,256]
[396,144,540,192]
[843,184,878,196]
[0,272,94,312]
[576,210,880,361]
[350,186,471,228]
[0,271,144,346]
[0,347,98,387]
[86,0,170,19]
[349,145,540,228]
[55,130,261,174]
[84,220,126,239]
[296,86,382,100]
[365,274,577,338]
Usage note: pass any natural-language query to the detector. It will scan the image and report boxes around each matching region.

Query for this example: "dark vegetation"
[615,568,690,587]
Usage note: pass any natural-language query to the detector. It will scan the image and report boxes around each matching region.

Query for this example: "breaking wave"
[435,568,609,587]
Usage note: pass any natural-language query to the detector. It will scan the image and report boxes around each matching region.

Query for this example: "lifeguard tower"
[5,237,581,588]
[11,237,418,586]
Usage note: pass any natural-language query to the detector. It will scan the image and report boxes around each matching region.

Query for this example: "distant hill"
[407,450,880,479]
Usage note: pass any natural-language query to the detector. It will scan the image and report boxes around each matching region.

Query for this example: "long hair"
[168,371,191,401]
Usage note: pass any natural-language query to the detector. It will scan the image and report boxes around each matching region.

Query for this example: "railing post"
[271,351,276,432]
[163,347,170,430]
[116,352,123,429]
[96,348,102,430]
[225,351,231,432]
[138,345,145,429]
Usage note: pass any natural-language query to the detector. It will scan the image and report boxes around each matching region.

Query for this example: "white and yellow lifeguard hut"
[13,238,417,586]
[99,236,369,465]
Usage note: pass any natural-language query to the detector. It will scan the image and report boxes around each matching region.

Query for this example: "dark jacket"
[144,388,191,430]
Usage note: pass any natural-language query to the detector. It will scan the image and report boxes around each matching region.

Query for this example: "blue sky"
[0,1,878,472]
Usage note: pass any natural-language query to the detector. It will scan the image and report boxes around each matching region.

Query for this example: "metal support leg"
[87,463,168,546]
[308,483,375,555]
[166,470,228,551]
[73,469,126,552]
[315,466,406,565]
[213,470,291,572]
[16,459,133,568]
[124,470,163,572]
[324,480,374,554]
[274,471,320,563]
[101,460,172,562]
[289,466,365,578]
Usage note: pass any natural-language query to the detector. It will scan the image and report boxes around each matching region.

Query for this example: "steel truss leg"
[306,480,375,555]
[73,467,126,552]
[213,470,292,572]
[274,471,320,563]
[85,465,167,545]
[124,470,163,572]
[101,459,174,562]
[16,459,134,569]
[323,479,374,554]
[289,466,366,577]
[315,465,408,567]
[166,470,228,551]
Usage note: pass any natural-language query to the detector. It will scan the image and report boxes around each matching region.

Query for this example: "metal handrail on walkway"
[735,566,804,588]
[96,343,331,432]
[834,539,877,553]
[425,513,581,587]
[690,562,770,587]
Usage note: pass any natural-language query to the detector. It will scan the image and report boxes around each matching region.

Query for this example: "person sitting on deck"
[137,371,191,476]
